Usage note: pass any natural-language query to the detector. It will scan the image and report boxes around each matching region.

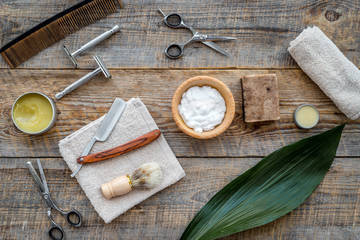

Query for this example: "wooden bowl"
[171,76,235,139]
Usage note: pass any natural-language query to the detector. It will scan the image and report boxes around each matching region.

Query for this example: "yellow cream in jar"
[12,93,54,133]
[295,105,319,129]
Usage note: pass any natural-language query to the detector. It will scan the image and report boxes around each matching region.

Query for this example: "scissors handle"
[165,43,185,59]
[159,9,196,34]
[44,194,82,227]
[47,208,66,240]
[64,209,82,227]
[164,13,185,28]
[48,224,65,240]
[46,209,81,240]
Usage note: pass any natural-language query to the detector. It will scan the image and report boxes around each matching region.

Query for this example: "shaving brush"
[101,162,162,199]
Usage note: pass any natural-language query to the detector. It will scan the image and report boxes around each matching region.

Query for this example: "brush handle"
[101,175,132,199]
[77,129,161,164]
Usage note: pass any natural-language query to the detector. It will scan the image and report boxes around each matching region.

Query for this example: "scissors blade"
[202,35,237,41]
[26,161,46,193]
[36,159,49,194]
[201,41,231,57]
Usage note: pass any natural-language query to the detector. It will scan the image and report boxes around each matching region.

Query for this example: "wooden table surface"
[1,0,360,239]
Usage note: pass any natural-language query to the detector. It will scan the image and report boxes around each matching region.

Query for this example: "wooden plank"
[1,157,359,239]
[0,69,358,158]
[0,0,359,68]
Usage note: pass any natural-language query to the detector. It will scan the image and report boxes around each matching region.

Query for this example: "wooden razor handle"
[77,129,161,164]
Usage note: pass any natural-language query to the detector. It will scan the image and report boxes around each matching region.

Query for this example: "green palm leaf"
[181,124,345,240]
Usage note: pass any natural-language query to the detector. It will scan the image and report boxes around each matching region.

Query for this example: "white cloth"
[59,98,185,223]
[288,26,360,120]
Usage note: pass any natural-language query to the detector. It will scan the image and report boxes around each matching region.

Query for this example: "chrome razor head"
[94,56,111,79]
[63,45,79,68]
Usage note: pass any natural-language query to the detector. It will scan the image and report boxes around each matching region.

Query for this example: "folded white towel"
[288,26,360,120]
[59,98,186,223]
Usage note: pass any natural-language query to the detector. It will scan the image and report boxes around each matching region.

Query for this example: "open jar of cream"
[294,104,319,129]
[178,86,226,133]
[172,76,235,139]
[12,92,57,134]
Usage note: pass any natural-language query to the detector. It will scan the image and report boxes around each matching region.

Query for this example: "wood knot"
[325,10,341,21]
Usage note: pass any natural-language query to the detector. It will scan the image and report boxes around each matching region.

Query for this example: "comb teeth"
[58,0,117,35]
[1,22,65,67]
[1,0,119,67]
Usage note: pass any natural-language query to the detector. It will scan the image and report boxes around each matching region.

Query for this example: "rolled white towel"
[288,26,360,120]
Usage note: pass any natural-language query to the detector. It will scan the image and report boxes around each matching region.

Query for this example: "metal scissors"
[27,159,82,240]
[158,9,236,58]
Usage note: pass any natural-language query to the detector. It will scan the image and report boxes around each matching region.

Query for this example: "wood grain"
[0,69,357,158]
[0,157,359,239]
[0,0,359,68]
[1,0,359,239]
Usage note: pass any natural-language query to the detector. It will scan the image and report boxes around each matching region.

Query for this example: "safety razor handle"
[55,68,101,99]
[75,25,120,57]
[76,129,161,164]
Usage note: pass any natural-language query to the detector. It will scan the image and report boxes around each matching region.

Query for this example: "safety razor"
[55,56,111,100]
[63,25,120,68]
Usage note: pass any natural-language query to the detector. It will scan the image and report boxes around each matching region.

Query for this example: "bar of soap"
[241,74,280,123]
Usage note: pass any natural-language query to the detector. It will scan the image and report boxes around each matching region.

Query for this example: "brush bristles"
[1,0,118,67]
[130,162,163,189]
